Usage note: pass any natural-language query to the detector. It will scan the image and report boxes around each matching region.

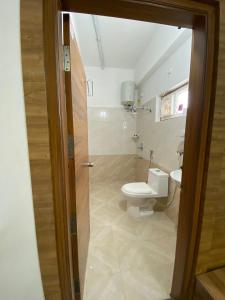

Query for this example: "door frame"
[21,0,219,299]
[62,12,91,298]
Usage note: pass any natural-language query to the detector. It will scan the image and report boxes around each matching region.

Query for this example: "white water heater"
[121,81,135,105]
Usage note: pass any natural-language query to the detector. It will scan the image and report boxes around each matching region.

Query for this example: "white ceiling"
[72,13,158,69]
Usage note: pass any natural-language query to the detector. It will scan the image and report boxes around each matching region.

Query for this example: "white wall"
[85,66,134,107]
[72,13,156,69]
[0,1,44,300]
[84,27,192,169]
[137,37,192,170]
[134,27,189,83]
[88,107,136,155]
[85,67,136,155]
[139,37,192,99]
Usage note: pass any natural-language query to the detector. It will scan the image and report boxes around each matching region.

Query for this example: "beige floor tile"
[145,234,177,261]
[90,219,111,243]
[115,213,149,236]
[90,223,110,241]
[93,204,126,226]
[121,268,169,300]
[140,221,176,242]
[89,230,120,273]
[84,181,176,300]
[85,271,125,300]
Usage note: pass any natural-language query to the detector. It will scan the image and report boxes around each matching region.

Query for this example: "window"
[160,82,189,121]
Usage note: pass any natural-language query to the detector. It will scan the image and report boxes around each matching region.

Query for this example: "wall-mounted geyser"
[121,81,136,106]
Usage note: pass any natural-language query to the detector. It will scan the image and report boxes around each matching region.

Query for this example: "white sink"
[170,169,182,185]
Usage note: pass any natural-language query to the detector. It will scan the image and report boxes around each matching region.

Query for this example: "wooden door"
[62,13,90,299]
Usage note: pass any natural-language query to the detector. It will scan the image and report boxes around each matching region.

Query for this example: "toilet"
[121,168,169,217]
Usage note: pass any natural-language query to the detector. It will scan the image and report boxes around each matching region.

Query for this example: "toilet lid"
[122,182,156,197]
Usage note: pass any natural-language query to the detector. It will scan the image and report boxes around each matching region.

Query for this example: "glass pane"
[175,89,188,114]
[161,95,173,118]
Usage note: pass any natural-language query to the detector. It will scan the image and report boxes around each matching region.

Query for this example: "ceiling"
[72,13,157,69]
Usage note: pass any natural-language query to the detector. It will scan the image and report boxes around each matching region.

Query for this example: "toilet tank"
[148,168,169,197]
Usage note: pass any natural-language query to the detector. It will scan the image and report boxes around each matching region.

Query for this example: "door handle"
[82,162,94,167]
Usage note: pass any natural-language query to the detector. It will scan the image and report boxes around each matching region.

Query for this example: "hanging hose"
[149,150,154,168]
[160,152,182,209]
[147,148,179,210]
[146,150,154,183]
[161,151,183,209]
[164,183,178,209]
[156,182,178,211]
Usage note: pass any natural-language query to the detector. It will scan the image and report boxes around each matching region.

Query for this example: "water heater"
[121,81,135,105]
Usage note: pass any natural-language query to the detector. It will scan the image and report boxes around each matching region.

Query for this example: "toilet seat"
[121,182,157,198]
[121,169,168,217]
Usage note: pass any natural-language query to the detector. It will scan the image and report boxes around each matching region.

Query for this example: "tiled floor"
[84,180,177,300]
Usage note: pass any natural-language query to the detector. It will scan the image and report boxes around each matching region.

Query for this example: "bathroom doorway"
[70,12,192,299]
[21,0,218,299]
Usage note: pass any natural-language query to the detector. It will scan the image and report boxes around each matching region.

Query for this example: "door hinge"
[74,279,80,295]
[63,45,71,72]
[70,215,77,236]
[68,134,74,159]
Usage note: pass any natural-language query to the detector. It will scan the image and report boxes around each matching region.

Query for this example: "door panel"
[63,13,90,299]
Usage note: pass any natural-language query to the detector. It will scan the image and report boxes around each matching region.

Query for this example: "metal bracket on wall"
[63,45,71,71]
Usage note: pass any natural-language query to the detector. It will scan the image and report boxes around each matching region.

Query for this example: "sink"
[170,169,182,185]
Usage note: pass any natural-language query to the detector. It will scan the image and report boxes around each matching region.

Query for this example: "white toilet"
[121,168,169,217]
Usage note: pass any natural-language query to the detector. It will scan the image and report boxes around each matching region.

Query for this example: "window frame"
[159,81,189,121]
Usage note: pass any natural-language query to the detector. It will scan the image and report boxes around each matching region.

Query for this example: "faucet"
[149,150,154,162]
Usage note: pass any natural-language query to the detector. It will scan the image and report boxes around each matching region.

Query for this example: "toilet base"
[127,198,156,218]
